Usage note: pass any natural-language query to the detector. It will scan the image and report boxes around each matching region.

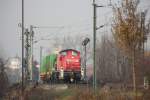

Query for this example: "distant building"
[5,56,21,85]
[5,56,21,69]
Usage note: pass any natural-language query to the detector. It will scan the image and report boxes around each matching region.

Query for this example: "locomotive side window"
[72,51,78,56]
[61,51,67,56]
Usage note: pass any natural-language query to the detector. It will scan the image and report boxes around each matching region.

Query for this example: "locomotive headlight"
[75,59,79,62]
[81,68,84,77]
[60,68,64,79]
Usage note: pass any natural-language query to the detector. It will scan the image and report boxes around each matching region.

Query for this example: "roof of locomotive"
[59,49,79,54]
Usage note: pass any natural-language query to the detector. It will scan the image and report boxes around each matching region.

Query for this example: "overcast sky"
[0,0,150,60]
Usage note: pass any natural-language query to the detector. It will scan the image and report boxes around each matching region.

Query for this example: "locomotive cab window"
[61,52,67,56]
[72,51,78,56]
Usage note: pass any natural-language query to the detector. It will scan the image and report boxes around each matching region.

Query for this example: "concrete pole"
[22,0,24,92]
[93,0,97,91]
[84,45,87,79]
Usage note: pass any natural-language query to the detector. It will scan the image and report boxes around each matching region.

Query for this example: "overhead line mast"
[92,0,112,91]
[22,0,24,93]
[93,0,97,91]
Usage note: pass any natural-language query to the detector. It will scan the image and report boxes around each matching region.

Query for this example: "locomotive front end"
[57,49,81,82]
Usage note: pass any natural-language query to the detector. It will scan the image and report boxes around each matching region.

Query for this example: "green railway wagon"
[40,54,57,81]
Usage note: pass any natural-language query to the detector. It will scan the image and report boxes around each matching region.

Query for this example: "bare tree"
[96,35,131,84]
[52,35,85,51]
[112,0,150,91]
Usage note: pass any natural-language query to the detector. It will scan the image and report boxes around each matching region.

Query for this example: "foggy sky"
[0,0,150,60]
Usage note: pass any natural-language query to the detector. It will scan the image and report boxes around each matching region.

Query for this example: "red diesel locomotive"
[56,49,81,82]
[40,49,82,82]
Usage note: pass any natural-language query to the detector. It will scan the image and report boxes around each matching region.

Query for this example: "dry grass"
[3,86,150,100]
[66,89,138,100]
[59,88,150,100]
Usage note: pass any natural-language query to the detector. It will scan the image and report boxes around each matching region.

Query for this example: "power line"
[34,26,64,29]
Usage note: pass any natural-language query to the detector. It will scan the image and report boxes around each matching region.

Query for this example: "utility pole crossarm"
[96,25,104,30]
[95,5,105,7]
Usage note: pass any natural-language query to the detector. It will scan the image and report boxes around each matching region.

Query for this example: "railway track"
[32,80,91,91]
